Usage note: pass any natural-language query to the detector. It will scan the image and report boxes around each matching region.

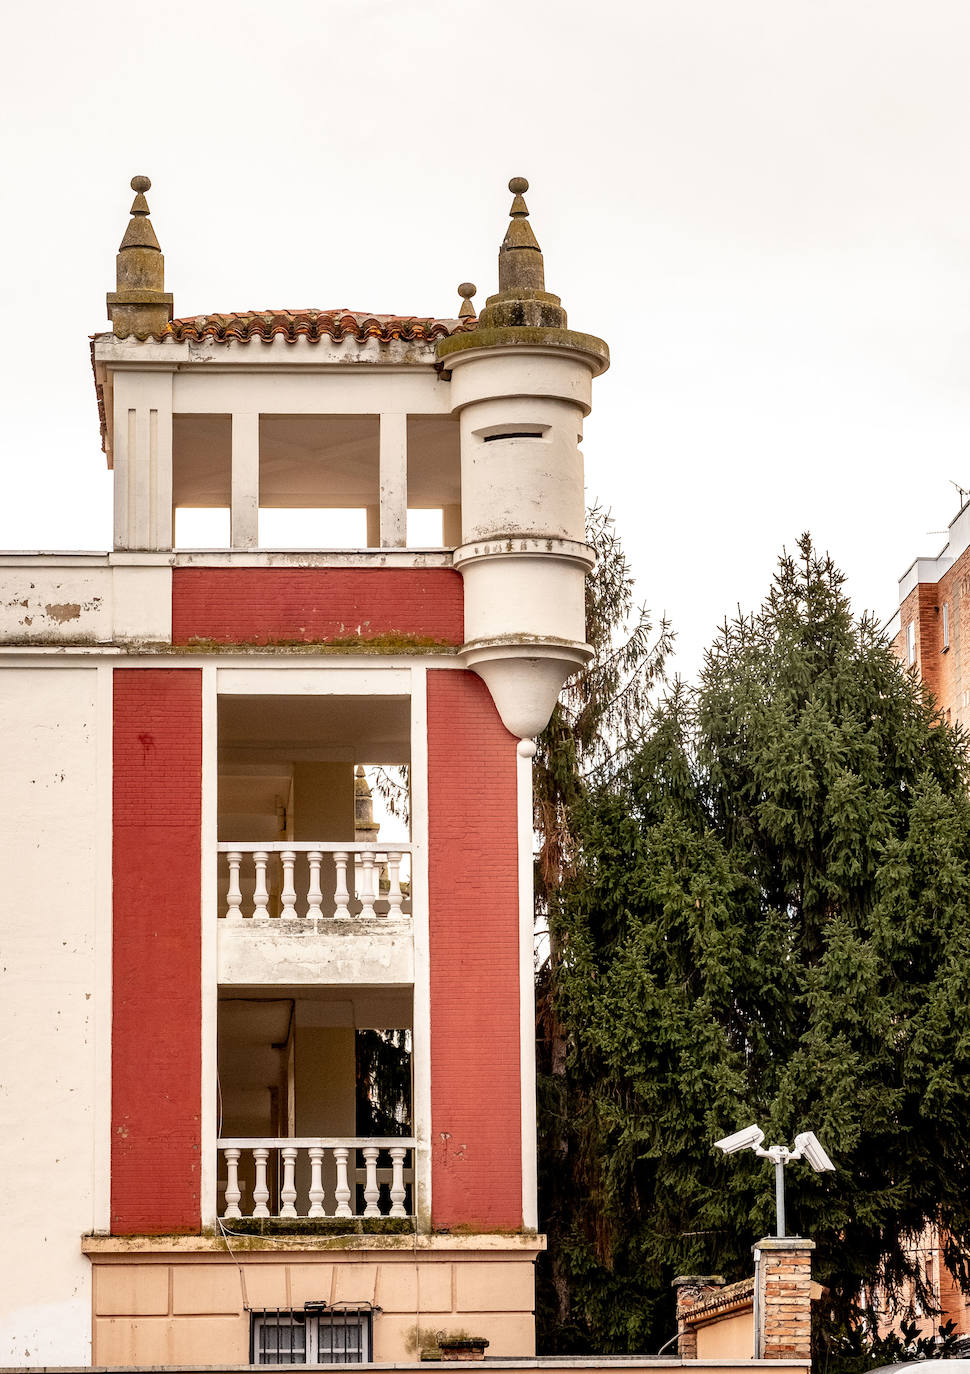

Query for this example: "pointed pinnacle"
[120,174,160,252]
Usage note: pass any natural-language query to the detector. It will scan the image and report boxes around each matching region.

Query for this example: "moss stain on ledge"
[172,633,460,655]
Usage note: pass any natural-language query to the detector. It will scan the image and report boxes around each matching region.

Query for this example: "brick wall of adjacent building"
[111,669,203,1234]
[426,669,522,1229]
[893,550,970,731]
[171,567,464,645]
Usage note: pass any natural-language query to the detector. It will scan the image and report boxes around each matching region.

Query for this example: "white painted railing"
[217,842,411,921]
[217,1138,415,1220]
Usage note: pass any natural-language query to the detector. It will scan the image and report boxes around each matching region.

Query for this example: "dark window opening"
[482,430,544,442]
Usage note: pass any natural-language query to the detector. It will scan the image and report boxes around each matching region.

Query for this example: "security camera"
[714,1125,765,1154]
[794,1131,835,1173]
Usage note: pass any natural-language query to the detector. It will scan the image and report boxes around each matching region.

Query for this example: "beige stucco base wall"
[694,1310,754,1361]
[83,1236,541,1367]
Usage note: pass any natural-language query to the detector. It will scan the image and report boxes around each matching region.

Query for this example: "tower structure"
[0,175,608,1367]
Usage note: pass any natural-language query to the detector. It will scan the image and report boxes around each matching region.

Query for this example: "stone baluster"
[363,1145,381,1217]
[358,851,377,919]
[252,1147,270,1217]
[333,852,351,920]
[280,850,298,920]
[223,1147,242,1218]
[386,851,404,919]
[308,1145,326,1217]
[306,850,324,920]
[225,852,243,922]
[334,1146,353,1217]
[252,852,270,921]
[389,1146,408,1218]
[280,1145,299,1217]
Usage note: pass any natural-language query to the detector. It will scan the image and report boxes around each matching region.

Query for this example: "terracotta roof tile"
[91,309,479,452]
[682,1278,755,1326]
[164,309,477,344]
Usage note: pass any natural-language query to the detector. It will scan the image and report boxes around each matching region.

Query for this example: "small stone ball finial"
[457,281,477,319]
[509,177,529,194]
[130,175,151,193]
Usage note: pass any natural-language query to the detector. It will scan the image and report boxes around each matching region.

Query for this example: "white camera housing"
[794,1131,835,1173]
[714,1125,765,1155]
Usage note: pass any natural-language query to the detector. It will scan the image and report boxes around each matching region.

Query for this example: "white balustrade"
[279,850,297,921]
[362,1145,381,1217]
[218,1139,416,1221]
[252,1146,270,1217]
[217,843,412,922]
[333,851,351,920]
[223,1147,243,1218]
[334,1146,352,1218]
[389,1145,408,1218]
[280,1145,298,1217]
[252,851,270,922]
[226,852,243,923]
[306,850,323,920]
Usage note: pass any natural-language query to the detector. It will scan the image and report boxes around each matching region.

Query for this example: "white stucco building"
[0,173,608,1367]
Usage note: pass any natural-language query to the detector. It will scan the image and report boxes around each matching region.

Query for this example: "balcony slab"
[217,919,413,986]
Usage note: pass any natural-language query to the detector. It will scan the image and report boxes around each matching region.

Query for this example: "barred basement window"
[251,1305,373,1365]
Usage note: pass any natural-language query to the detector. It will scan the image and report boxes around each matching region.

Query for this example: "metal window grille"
[253,1312,306,1365]
[251,1307,372,1365]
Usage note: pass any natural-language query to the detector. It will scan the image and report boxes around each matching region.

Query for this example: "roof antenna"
[949,479,970,512]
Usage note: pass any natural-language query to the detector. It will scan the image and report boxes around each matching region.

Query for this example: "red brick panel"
[112,669,202,1234]
[172,567,464,645]
[426,670,522,1229]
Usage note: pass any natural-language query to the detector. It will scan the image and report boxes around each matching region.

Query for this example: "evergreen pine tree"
[539,536,970,1361]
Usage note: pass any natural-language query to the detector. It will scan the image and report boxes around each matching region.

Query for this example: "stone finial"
[106,174,174,339]
[354,764,380,844]
[477,175,567,331]
[457,282,477,319]
[498,177,544,293]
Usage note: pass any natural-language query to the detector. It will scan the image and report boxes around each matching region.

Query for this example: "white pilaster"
[112,371,174,551]
[409,664,432,1230]
[517,740,539,1231]
[230,411,260,549]
[200,665,219,1226]
[379,412,408,548]
[92,664,114,1233]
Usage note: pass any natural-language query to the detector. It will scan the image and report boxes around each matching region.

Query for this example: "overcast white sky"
[3,0,970,680]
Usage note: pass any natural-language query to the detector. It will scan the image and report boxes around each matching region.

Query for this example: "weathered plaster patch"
[43,602,83,623]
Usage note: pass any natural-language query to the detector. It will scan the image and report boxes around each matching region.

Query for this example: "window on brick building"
[907,622,916,665]
[943,602,950,650]
[251,1306,372,1364]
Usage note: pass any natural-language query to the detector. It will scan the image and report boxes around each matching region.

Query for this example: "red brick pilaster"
[426,669,522,1229]
[755,1236,815,1360]
[672,1275,726,1358]
[111,669,202,1233]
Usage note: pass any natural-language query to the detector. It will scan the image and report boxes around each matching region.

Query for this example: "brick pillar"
[754,1236,815,1360]
[672,1275,725,1359]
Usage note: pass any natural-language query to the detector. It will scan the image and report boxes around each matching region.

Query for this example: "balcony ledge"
[81,1232,546,1256]
[217,918,413,986]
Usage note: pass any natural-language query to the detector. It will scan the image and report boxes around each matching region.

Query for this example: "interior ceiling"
[220,998,293,1047]
[406,416,460,505]
[218,694,410,764]
[171,412,459,510]
[258,414,379,507]
[172,414,231,505]
[220,986,413,1030]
